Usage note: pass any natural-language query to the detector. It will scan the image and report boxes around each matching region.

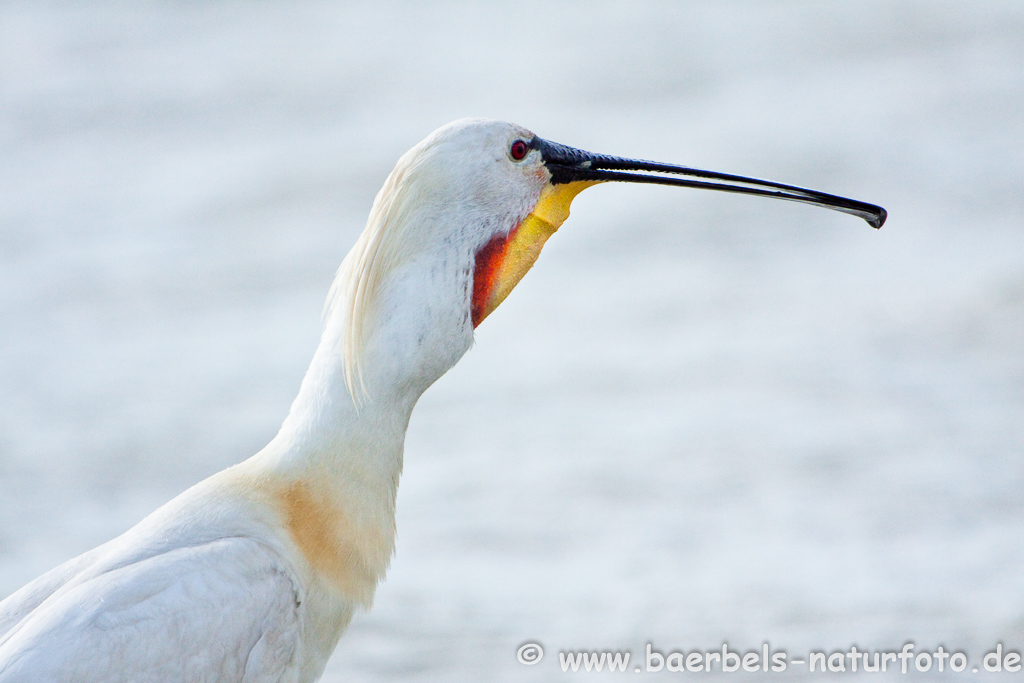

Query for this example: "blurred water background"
[1,1,1022,680]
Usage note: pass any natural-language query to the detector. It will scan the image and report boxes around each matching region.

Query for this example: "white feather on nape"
[323,137,435,406]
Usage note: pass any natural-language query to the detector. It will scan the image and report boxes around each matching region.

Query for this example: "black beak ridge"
[533,137,886,229]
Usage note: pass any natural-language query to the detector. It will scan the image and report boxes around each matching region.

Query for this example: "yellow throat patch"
[471,180,597,326]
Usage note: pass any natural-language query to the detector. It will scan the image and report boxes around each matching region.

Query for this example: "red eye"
[510,139,528,161]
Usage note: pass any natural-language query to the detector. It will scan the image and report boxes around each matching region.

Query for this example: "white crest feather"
[324,138,434,405]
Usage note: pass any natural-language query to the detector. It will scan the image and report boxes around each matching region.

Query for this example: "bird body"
[0,472,313,681]
[0,326,407,681]
[0,119,885,681]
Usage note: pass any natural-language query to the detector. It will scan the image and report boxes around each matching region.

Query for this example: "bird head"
[328,119,885,403]
[469,123,887,326]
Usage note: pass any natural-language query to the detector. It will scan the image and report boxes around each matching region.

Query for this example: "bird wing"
[0,537,304,683]
[0,545,104,639]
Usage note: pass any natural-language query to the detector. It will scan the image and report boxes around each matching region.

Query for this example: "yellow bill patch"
[471,180,597,326]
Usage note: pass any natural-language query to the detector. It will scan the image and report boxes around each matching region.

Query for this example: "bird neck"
[238,254,474,604]
[262,313,426,512]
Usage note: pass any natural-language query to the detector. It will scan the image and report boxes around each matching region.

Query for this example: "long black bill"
[533,137,886,229]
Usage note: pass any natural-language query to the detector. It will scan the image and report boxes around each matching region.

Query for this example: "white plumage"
[0,119,543,682]
[0,119,883,681]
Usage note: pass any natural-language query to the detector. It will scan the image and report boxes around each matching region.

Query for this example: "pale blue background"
[1,2,1022,680]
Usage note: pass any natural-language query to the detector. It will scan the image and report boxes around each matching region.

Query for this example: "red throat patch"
[470,226,517,327]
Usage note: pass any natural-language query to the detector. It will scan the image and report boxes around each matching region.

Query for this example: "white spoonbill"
[0,119,885,681]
